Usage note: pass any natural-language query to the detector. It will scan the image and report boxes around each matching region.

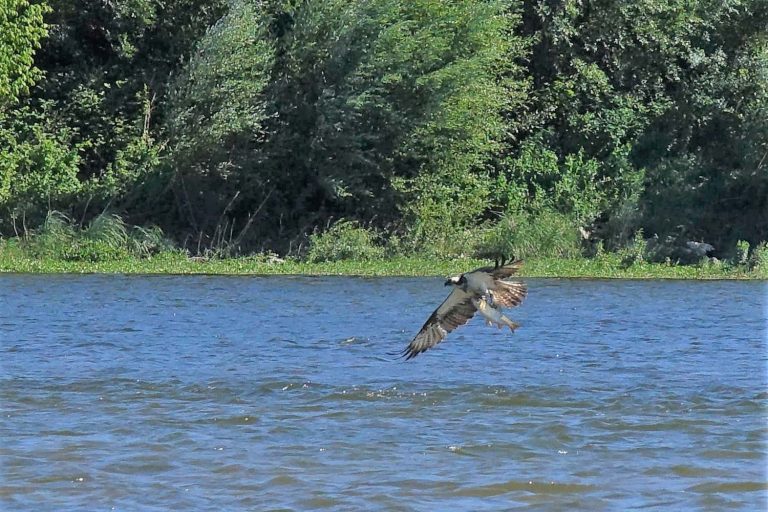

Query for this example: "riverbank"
[0,249,763,279]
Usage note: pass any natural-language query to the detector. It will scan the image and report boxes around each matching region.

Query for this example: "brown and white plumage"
[401,287,477,360]
[401,260,527,360]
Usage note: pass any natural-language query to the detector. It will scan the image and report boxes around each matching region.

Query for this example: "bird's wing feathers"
[471,260,527,307]
[402,287,476,360]
[488,260,524,280]
[491,280,527,308]
[401,260,526,360]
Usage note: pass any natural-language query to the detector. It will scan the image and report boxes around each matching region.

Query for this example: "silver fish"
[472,296,520,331]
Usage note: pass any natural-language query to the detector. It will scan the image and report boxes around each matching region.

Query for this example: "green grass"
[1,244,764,279]
[4,211,763,279]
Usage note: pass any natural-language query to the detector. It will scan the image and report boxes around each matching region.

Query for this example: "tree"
[163,0,275,244]
[0,0,48,107]
[152,0,526,253]
[256,0,525,251]
[508,0,767,254]
[636,0,768,252]
[29,0,227,184]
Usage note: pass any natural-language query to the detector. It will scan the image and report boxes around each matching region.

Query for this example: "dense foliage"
[0,0,48,106]
[1,0,765,263]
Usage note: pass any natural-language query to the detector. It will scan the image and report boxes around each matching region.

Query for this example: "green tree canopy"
[0,0,765,260]
[0,0,48,107]
[159,0,524,251]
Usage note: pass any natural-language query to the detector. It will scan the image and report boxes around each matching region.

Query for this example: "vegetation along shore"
[0,214,764,279]
[1,252,764,280]
[2,1,766,277]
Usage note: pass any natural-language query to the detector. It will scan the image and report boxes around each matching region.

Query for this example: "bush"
[618,229,647,266]
[0,0,49,106]
[0,112,82,232]
[499,136,608,225]
[473,213,516,261]
[307,220,385,262]
[27,210,76,258]
[734,240,750,266]
[749,242,768,271]
[402,203,488,259]
[58,213,130,261]
[62,239,130,262]
[87,113,164,208]
[475,209,582,259]
[24,211,172,261]
[163,0,274,236]
[129,225,174,258]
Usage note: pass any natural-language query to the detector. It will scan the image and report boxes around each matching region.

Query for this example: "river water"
[1,275,766,511]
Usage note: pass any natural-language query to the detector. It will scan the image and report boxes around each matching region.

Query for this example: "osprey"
[401,260,527,360]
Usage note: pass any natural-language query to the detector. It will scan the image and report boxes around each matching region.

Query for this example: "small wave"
[454,479,595,497]
[37,429,87,437]
[299,496,343,509]
[266,474,303,486]
[211,463,248,475]
[29,473,91,484]
[699,449,763,460]
[339,336,369,345]
[688,481,768,493]
[101,455,176,475]
[668,465,726,478]
[312,385,454,404]
[211,415,257,426]
[608,419,711,432]
[473,392,594,409]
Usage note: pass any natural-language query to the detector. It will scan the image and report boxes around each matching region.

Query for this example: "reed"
[8,211,173,262]
[1,212,765,279]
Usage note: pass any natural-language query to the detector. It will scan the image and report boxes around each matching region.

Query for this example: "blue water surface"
[1,275,766,511]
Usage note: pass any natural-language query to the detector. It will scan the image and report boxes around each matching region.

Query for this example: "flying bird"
[401,260,527,360]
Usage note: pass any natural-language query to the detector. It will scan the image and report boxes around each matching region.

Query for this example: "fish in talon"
[473,296,520,332]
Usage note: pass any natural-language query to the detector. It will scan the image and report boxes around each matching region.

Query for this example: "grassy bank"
[2,210,766,279]
[1,248,764,279]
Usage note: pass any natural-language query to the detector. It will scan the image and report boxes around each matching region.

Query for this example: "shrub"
[514,211,582,259]
[403,207,487,259]
[499,136,609,225]
[468,209,583,261]
[129,225,174,258]
[618,229,647,266]
[734,239,750,266]
[163,0,274,235]
[23,211,173,261]
[58,213,130,261]
[0,0,49,106]
[473,213,516,261]
[749,242,768,271]
[27,210,76,258]
[307,220,385,262]
[62,239,130,262]
[0,114,82,232]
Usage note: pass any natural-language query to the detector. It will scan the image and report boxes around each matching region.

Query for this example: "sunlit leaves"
[0,0,48,107]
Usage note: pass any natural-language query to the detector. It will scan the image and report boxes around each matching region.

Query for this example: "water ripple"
[1,276,766,511]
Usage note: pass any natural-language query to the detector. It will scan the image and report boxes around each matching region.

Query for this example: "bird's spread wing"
[487,260,524,280]
[402,288,476,360]
[491,280,527,308]
[475,260,527,308]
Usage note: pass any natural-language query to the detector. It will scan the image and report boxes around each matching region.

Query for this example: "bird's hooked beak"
[444,276,460,286]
